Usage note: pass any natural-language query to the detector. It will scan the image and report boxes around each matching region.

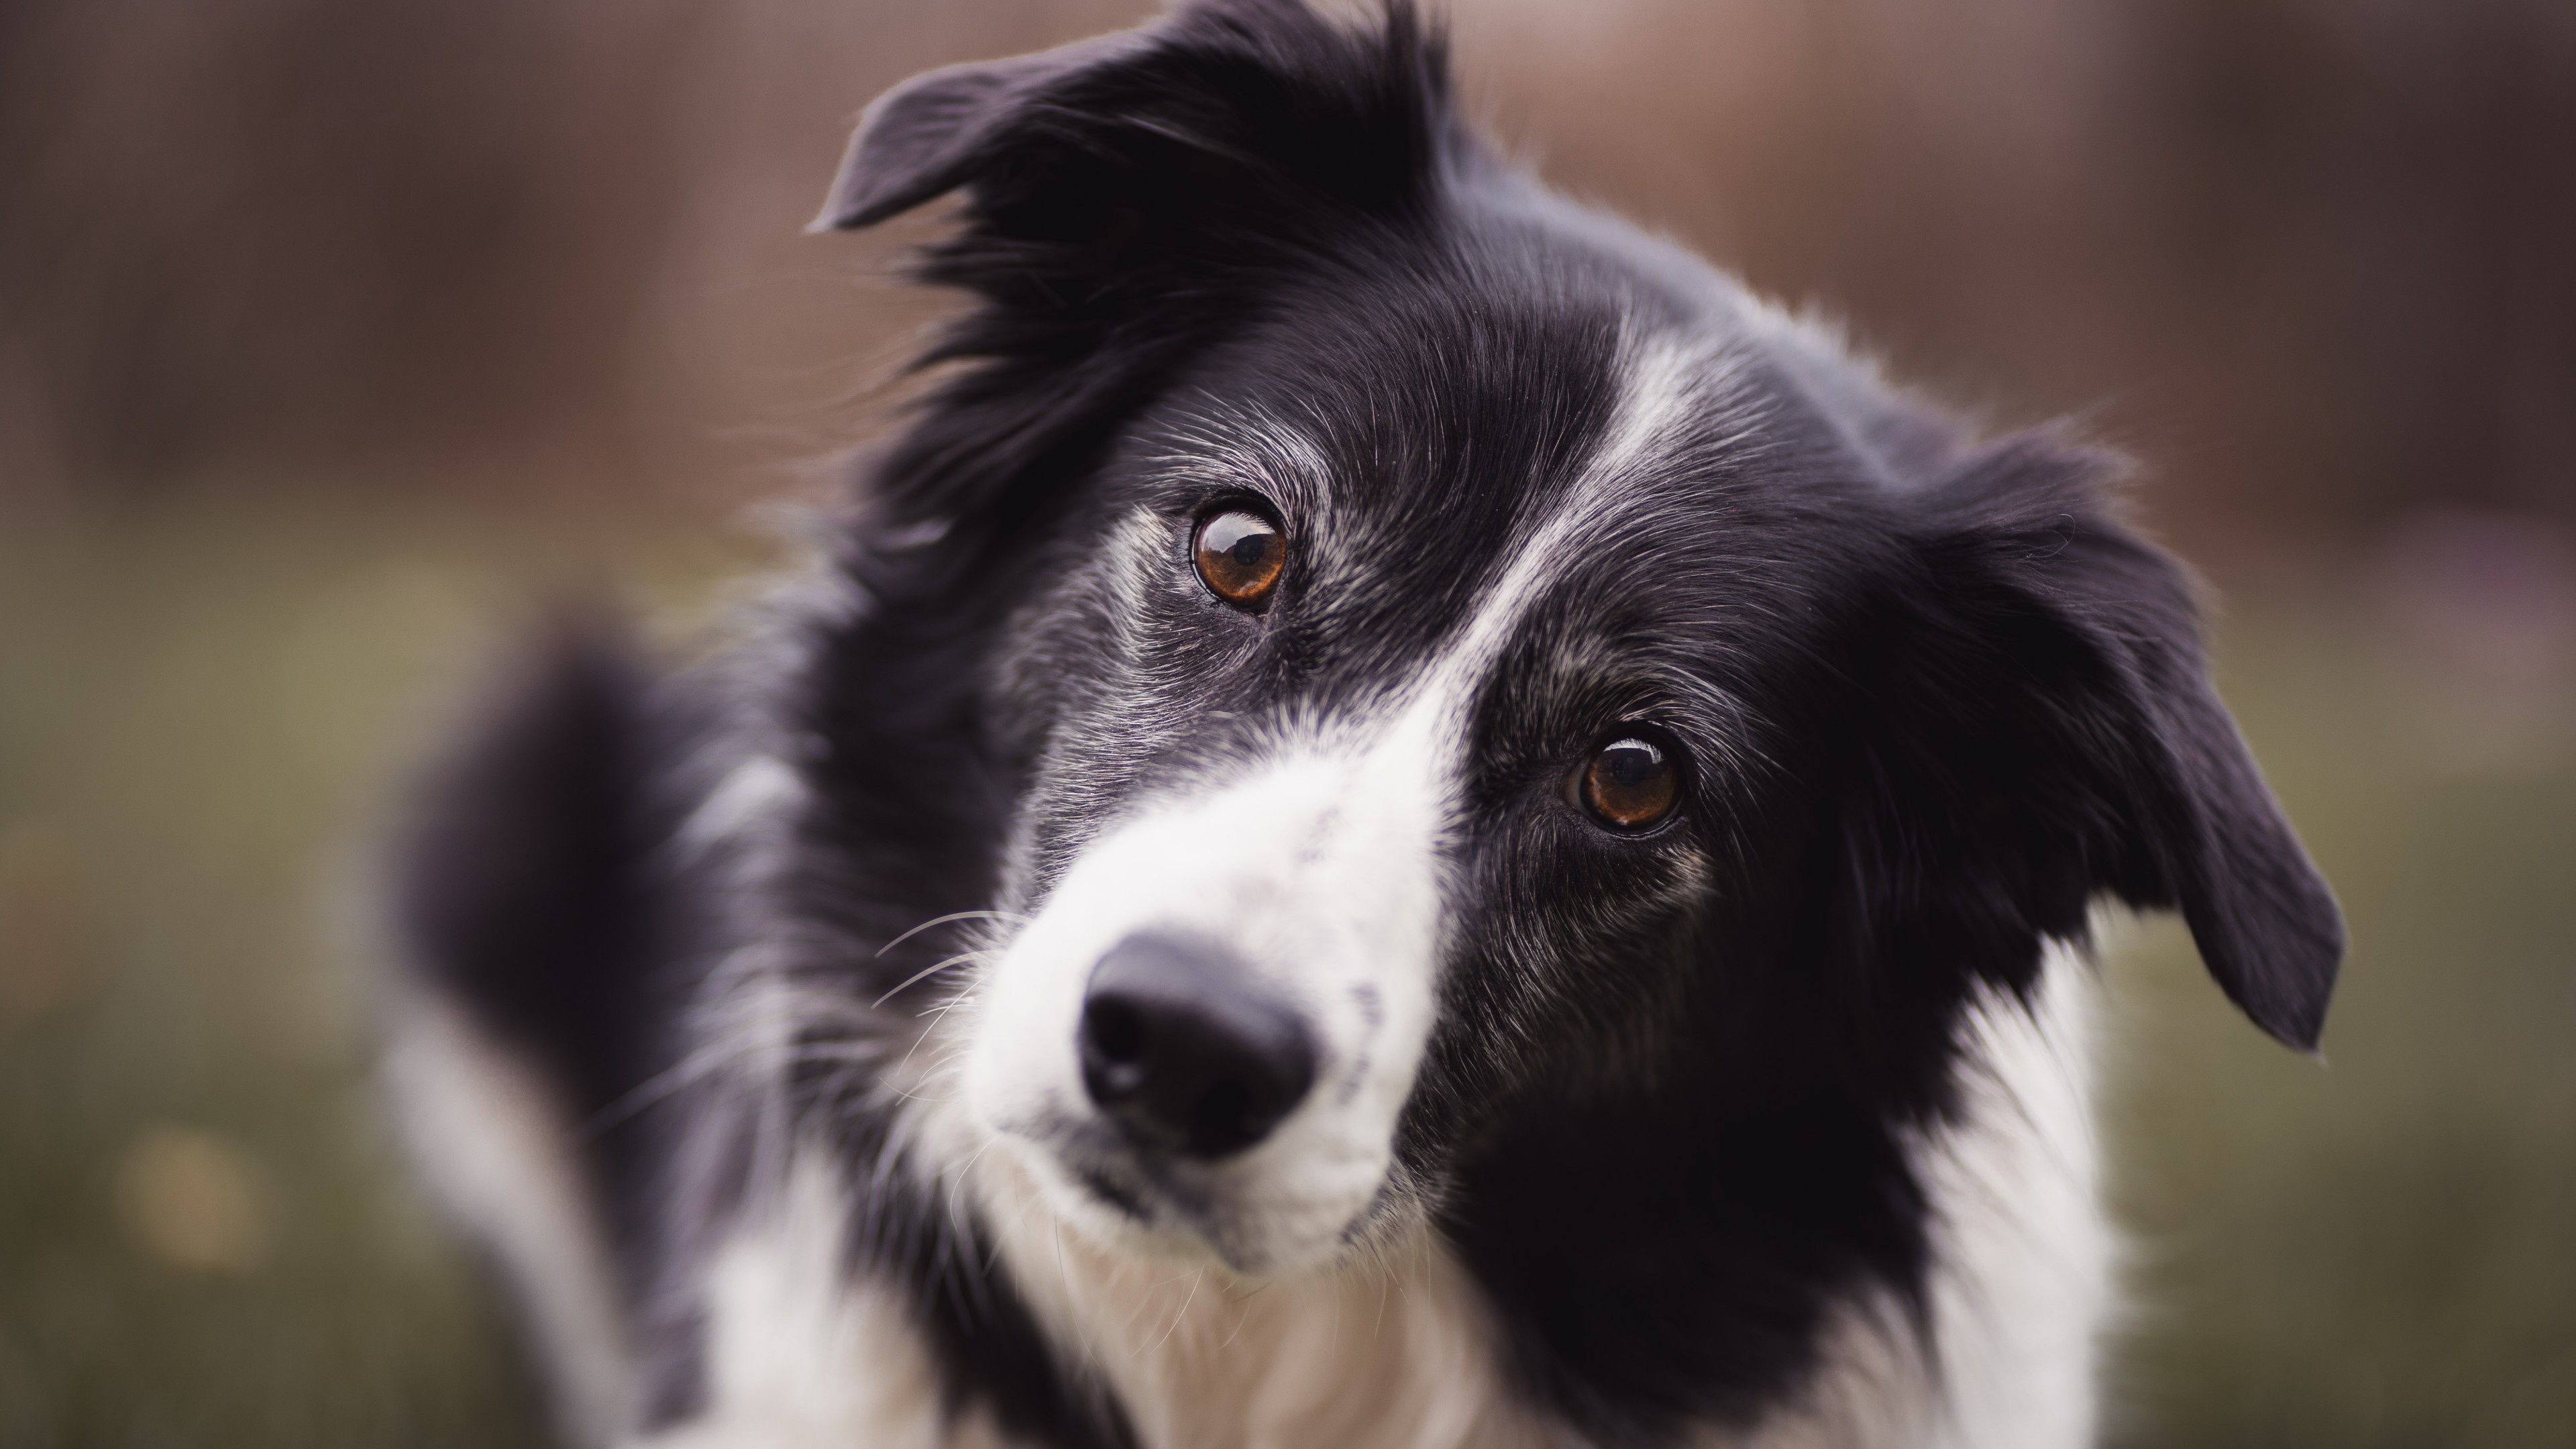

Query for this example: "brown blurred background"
[6,0,2570,539]
[2,2,2571,1446]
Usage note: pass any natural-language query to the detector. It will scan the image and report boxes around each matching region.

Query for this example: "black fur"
[390,616,711,1302]
[389,3,2343,1445]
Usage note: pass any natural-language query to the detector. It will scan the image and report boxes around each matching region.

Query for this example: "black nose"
[1078,933,1318,1159]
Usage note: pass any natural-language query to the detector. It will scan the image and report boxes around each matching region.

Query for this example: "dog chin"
[989,1127,1376,1279]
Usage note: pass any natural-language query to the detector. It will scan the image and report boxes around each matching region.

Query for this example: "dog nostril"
[1190,1080,1259,1152]
[1084,996,1148,1063]
[1078,995,1152,1100]
[1077,933,1318,1159]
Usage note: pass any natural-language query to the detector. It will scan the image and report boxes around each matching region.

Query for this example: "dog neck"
[658,951,2105,1449]
[974,1158,1544,1449]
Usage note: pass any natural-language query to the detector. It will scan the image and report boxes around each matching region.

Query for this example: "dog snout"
[1077,933,1318,1159]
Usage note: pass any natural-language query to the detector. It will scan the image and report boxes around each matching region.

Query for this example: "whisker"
[1156,1268,1207,1350]
[894,987,975,1077]
[875,909,1032,959]
[584,965,947,1138]
[869,949,996,1010]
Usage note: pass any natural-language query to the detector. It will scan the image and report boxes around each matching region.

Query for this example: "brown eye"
[1194,509,1286,607]
[1580,736,1680,830]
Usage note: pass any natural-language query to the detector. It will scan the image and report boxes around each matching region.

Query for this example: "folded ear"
[816,0,1447,235]
[1889,433,2345,1051]
[808,0,1457,547]
[812,30,1152,234]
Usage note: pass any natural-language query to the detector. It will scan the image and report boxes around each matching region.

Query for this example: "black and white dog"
[382,3,2343,1446]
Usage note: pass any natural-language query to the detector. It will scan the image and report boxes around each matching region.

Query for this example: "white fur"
[382,988,635,1446]
[960,728,1450,1274]
[1731,944,2108,1449]
[629,1156,1020,1449]
[1915,942,2110,1448]
[973,1148,1552,1449]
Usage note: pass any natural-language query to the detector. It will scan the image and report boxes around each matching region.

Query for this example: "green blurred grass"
[2,497,2569,1446]
[0,495,750,1448]
[2102,603,2576,1448]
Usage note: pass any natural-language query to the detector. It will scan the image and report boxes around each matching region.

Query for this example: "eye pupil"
[1605,745,1656,788]
[1580,735,1678,829]
[1195,509,1286,607]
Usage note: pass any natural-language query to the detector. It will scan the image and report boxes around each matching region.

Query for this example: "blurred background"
[1,0,2569,1444]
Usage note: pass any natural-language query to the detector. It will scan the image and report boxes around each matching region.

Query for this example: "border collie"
[381,3,2344,1446]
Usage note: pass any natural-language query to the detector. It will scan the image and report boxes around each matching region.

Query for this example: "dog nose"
[1078,933,1317,1159]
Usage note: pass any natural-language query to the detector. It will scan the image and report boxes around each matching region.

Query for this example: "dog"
[378,3,2344,1446]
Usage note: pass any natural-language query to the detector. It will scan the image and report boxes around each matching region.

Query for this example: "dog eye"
[1579,736,1680,830]
[1193,509,1286,607]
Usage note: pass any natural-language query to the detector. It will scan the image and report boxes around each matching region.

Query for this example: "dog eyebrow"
[1142,395,1336,508]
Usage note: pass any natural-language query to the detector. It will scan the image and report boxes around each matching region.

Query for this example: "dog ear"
[811,30,1152,235]
[808,1,1456,547]
[815,0,1448,236]
[1876,433,2345,1051]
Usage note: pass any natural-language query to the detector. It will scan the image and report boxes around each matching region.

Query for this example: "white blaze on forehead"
[959,329,1743,1271]
[1432,333,1741,696]
[1394,331,1760,810]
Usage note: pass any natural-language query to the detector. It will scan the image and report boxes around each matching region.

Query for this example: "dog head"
[810,0,2342,1279]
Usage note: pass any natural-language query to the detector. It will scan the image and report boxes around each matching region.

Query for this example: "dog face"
[811,1,2343,1281]
[963,277,1726,1271]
